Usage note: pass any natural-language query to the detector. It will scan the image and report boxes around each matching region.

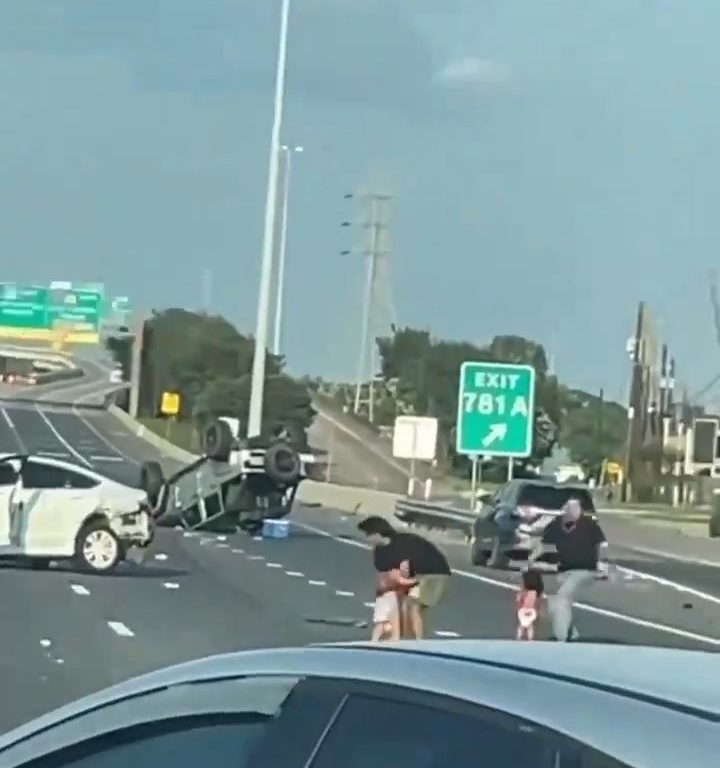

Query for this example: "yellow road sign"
[160,391,180,416]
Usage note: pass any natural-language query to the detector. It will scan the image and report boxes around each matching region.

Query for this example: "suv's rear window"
[517,485,595,512]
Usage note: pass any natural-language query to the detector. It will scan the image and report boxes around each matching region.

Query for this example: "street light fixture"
[272,144,303,357]
[247,0,291,439]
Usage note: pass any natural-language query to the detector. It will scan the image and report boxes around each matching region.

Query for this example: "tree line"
[106,313,627,473]
[328,327,627,477]
[106,309,315,445]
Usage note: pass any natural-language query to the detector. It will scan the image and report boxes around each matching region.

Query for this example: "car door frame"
[0,675,345,768]
[0,454,25,549]
[18,459,101,556]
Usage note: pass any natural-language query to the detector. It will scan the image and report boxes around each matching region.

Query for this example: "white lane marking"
[89,455,124,463]
[71,410,140,466]
[252,536,262,542]
[335,589,355,597]
[154,553,168,561]
[614,565,720,607]
[626,544,720,570]
[231,548,245,554]
[247,554,264,561]
[364,601,374,609]
[2,407,26,452]
[217,536,227,542]
[293,521,720,648]
[34,408,92,467]
[266,562,283,569]
[1,408,15,430]
[55,658,65,665]
[37,450,70,459]
[435,630,462,638]
[70,584,90,596]
[285,570,304,577]
[40,639,52,648]
[216,543,230,549]
[309,579,327,586]
[163,582,180,590]
[107,621,135,638]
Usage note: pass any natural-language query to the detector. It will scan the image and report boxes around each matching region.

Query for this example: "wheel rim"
[83,529,118,570]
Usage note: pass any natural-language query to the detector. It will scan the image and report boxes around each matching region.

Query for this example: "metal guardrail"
[395,498,475,538]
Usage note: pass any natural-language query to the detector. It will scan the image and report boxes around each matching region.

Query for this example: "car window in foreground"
[310,693,556,768]
[517,484,594,512]
[23,715,268,768]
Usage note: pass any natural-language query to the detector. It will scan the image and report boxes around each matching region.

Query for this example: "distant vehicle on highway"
[0,640,714,767]
[470,479,597,569]
[140,419,317,535]
[0,453,151,572]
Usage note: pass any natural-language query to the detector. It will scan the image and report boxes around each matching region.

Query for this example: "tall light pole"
[247,0,291,438]
[272,144,303,357]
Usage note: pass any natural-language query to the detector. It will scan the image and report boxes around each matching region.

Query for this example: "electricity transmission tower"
[341,190,396,422]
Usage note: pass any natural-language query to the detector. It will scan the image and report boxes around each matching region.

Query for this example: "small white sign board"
[392,416,438,461]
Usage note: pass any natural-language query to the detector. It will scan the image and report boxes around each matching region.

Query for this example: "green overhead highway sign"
[455,361,536,457]
[0,281,106,343]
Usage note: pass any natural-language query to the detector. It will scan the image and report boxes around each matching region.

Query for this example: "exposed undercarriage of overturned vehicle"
[138,420,320,535]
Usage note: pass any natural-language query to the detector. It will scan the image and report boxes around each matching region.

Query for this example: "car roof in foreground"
[0,640,716,761]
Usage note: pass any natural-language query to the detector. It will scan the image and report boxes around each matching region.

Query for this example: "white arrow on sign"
[482,423,507,448]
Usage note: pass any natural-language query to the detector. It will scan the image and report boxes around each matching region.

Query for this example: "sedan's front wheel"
[75,521,121,573]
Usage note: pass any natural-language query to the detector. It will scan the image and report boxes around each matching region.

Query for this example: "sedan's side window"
[308,692,630,768]
[21,462,99,490]
[0,462,18,485]
[22,714,270,768]
[21,462,69,489]
[60,469,99,489]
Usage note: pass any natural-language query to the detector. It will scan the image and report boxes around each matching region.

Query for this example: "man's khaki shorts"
[407,574,449,608]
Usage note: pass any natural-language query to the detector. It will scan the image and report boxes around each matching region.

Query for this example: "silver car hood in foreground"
[0,641,717,768]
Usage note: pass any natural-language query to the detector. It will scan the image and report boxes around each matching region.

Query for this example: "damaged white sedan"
[0,453,152,573]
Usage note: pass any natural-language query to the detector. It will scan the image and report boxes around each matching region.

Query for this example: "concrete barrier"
[295,481,400,516]
[107,405,198,463]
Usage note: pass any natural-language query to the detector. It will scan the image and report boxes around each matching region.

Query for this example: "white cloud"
[434,56,509,87]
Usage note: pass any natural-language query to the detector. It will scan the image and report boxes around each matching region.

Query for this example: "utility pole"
[272,144,303,356]
[344,191,392,419]
[128,313,146,419]
[247,0,291,439]
[622,301,645,502]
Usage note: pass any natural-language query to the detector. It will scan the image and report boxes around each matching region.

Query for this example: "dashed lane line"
[107,621,135,638]
[70,584,90,596]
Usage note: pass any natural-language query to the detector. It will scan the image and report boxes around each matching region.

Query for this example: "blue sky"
[1,0,719,404]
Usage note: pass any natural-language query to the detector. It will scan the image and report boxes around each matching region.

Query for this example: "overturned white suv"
[139,420,320,534]
[0,453,152,573]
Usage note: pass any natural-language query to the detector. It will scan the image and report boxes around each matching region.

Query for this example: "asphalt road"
[1,400,720,736]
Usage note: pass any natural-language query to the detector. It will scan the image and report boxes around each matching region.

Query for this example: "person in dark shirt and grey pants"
[527,499,608,642]
[358,516,452,639]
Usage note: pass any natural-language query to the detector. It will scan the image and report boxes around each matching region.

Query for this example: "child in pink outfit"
[516,568,544,641]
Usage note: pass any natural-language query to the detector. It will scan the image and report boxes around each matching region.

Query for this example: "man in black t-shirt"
[527,499,608,642]
[358,516,451,639]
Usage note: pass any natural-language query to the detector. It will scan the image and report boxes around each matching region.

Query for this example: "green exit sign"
[455,361,536,457]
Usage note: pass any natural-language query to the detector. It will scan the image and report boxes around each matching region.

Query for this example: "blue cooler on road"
[262,519,290,539]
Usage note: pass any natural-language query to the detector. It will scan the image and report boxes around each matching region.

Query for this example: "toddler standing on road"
[516,568,544,641]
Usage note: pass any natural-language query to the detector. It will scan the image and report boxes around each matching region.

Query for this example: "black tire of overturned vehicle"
[264,442,302,485]
[204,419,234,462]
[140,460,165,508]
